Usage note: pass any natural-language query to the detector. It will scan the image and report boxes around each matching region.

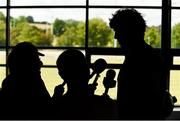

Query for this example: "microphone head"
[106,69,116,79]
[92,58,107,74]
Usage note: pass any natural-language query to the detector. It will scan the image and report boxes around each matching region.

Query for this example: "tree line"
[0,11,180,48]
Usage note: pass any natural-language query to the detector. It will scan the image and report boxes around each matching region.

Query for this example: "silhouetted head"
[56,49,90,91]
[7,42,44,74]
[109,8,146,50]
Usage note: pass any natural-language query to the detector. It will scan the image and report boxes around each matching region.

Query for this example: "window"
[0,0,180,105]
[89,0,161,6]
[0,0,6,6]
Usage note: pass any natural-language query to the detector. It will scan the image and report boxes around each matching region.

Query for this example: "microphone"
[88,58,107,96]
[90,58,107,85]
[102,69,116,97]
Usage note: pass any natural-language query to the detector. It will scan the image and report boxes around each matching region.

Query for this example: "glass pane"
[173,56,180,65]
[89,69,119,100]
[90,56,120,99]
[90,0,161,6]
[11,0,85,6]
[0,49,5,64]
[41,68,63,97]
[89,9,161,48]
[170,70,180,105]
[39,49,85,65]
[0,9,6,46]
[172,0,180,6]
[0,67,6,88]
[91,55,125,64]
[171,10,180,48]
[0,0,6,6]
[39,49,62,66]
[10,8,85,47]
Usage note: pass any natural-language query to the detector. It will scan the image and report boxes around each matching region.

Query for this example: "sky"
[0,0,180,26]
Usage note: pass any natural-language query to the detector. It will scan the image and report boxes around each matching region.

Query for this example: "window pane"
[0,49,5,64]
[0,0,6,6]
[39,49,62,66]
[39,49,85,66]
[0,9,6,46]
[90,56,120,99]
[172,0,180,7]
[11,0,85,6]
[90,0,161,6]
[173,56,180,65]
[89,69,119,100]
[0,67,6,88]
[89,9,161,48]
[171,10,180,48]
[170,70,180,105]
[89,9,116,48]
[41,68,62,97]
[10,8,85,47]
[91,55,125,64]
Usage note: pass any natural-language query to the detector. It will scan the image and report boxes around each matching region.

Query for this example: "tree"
[0,12,5,22]
[56,20,85,47]
[53,18,66,36]
[0,21,5,45]
[55,18,114,47]
[10,21,53,46]
[17,16,28,23]
[88,18,113,47]
[144,26,161,48]
[172,23,180,48]
[26,16,34,23]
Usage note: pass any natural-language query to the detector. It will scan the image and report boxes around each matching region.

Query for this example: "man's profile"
[109,8,165,119]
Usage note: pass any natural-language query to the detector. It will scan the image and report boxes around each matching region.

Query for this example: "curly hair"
[109,8,146,35]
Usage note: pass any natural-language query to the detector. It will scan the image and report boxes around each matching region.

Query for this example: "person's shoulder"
[1,75,14,88]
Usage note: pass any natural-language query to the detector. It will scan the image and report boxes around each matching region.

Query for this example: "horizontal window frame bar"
[1,5,163,9]
[171,7,180,9]
[0,6,7,8]
[171,65,180,70]
[0,64,123,69]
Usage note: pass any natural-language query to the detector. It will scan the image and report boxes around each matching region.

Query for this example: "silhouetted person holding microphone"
[52,49,91,119]
[109,8,166,119]
[52,49,118,119]
[0,42,51,119]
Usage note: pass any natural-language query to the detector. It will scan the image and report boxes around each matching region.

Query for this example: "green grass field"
[0,50,179,105]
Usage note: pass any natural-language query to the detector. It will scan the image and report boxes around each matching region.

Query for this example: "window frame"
[0,0,180,106]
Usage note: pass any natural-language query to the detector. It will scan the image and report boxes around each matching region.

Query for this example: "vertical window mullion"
[161,0,172,90]
[6,0,10,76]
[85,0,91,64]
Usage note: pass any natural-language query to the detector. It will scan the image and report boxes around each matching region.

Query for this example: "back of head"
[57,49,90,87]
[7,42,43,74]
[109,8,146,40]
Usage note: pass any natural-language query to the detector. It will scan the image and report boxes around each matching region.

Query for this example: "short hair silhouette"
[56,49,90,94]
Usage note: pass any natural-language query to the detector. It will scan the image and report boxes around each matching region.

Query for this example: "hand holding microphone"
[88,58,107,96]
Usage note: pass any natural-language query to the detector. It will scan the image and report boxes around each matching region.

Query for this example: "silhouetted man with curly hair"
[109,8,166,119]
